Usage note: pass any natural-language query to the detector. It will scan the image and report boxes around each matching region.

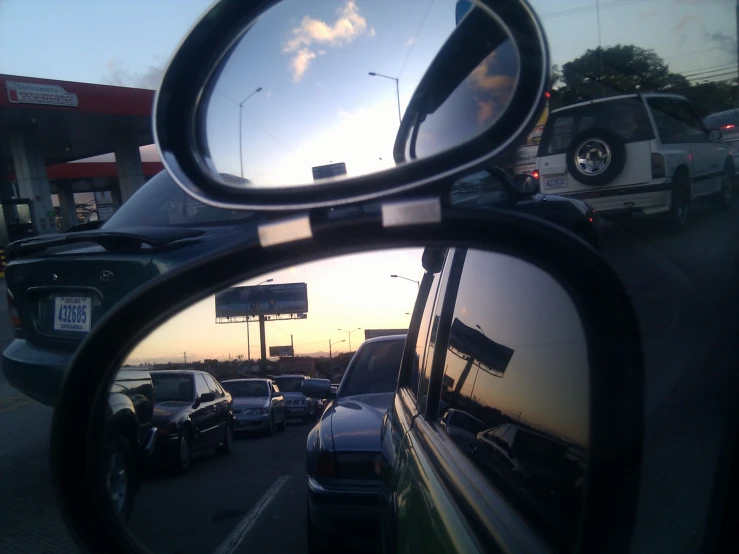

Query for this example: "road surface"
[1,196,739,553]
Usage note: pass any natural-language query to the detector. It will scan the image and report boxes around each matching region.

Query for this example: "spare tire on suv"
[566,128,627,186]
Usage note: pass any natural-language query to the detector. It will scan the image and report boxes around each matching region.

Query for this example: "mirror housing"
[302,378,334,400]
[710,128,722,141]
[199,392,216,403]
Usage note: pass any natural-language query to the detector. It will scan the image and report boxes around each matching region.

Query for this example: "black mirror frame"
[154,0,549,211]
[51,206,643,554]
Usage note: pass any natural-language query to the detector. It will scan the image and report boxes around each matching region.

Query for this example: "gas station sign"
[6,81,79,107]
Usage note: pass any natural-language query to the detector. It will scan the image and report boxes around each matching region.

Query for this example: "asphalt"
[1,195,739,553]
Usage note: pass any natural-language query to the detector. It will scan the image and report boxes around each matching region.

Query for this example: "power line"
[539,0,650,20]
[242,107,294,155]
[398,0,434,80]
[681,63,737,78]
[664,47,726,60]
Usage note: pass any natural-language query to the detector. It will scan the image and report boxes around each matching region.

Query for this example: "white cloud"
[369,27,376,37]
[405,37,416,47]
[103,59,165,90]
[283,1,370,82]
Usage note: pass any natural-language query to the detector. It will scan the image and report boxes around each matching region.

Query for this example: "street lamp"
[368,72,401,125]
[390,274,420,288]
[337,327,361,353]
[247,278,273,362]
[329,338,345,359]
[239,87,263,178]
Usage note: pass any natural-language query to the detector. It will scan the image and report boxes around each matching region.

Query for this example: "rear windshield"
[102,171,252,229]
[222,381,268,397]
[151,374,193,402]
[538,97,654,157]
[338,339,404,397]
[273,377,305,393]
[704,111,739,130]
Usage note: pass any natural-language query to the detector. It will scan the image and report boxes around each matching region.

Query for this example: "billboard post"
[259,315,267,369]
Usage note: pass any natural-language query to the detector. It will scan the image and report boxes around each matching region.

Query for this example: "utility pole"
[259,314,267,370]
[291,334,295,372]
[183,352,187,364]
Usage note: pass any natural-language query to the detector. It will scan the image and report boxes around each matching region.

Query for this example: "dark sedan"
[301,335,406,551]
[150,370,234,473]
[2,170,258,407]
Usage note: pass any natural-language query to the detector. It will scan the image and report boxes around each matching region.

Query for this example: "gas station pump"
[0,198,36,247]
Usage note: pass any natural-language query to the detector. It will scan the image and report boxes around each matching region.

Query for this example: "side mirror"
[199,392,216,403]
[710,129,722,141]
[302,378,334,400]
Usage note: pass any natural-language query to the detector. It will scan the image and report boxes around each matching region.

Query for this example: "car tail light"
[532,170,540,180]
[6,289,21,330]
[722,124,735,130]
[316,451,336,479]
[651,153,665,179]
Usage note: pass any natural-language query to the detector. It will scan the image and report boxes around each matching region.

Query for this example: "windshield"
[222,381,269,398]
[151,374,193,402]
[102,171,252,230]
[538,97,655,156]
[273,377,305,393]
[338,340,405,397]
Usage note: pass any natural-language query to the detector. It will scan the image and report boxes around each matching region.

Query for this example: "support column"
[115,138,144,203]
[57,184,77,230]
[9,129,55,234]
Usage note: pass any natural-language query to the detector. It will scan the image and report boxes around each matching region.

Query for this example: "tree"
[552,45,690,108]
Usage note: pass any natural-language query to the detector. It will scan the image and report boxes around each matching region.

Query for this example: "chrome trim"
[307,476,380,497]
[143,427,157,455]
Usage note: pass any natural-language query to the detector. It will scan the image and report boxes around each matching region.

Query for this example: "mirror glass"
[201,0,520,188]
[100,247,589,553]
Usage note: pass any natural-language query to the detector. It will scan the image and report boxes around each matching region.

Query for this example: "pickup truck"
[103,366,157,522]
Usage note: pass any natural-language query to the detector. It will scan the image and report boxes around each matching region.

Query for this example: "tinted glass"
[151,374,194,402]
[339,339,405,397]
[204,374,222,396]
[436,248,589,552]
[273,377,304,393]
[102,171,251,229]
[409,270,441,398]
[194,374,210,397]
[449,169,511,207]
[648,97,709,144]
[223,380,269,397]
[539,97,654,156]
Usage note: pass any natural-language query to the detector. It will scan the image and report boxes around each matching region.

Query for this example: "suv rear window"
[704,110,739,130]
[538,97,654,156]
[102,171,252,229]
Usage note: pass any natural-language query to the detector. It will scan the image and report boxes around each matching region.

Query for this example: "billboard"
[215,283,308,318]
[312,162,347,181]
[269,345,294,357]
[448,318,514,377]
[364,329,408,340]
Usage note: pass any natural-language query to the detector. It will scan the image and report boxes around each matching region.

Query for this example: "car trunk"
[5,245,155,351]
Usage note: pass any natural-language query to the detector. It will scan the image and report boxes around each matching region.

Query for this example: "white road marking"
[212,474,289,554]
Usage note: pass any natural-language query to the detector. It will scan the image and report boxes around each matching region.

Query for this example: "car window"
[338,340,405,397]
[449,169,511,207]
[648,97,709,144]
[409,269,442,400]
[435,248,590,552]
[101,171,252,230]
[223,381,269,397]
[273,377,304,393]
[151,374,194,402]
[194,375,210,398]
[538,97,654,156]
[204,374,223,396]
[272,383,281,395]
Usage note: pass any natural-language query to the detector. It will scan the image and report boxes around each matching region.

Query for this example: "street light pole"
[329,338,345,359]
[247,278,273,363]
[238,87,263,178]
[390,274,420,288]
[368,72,401,125]
[337,327,361,353]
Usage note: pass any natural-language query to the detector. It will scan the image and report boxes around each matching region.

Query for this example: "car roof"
[361,334,407,345]
[221,378,269,383]
[705,109,739,120]
[150,370,209,376]
[274,374,307,379]
[550,92,687,115]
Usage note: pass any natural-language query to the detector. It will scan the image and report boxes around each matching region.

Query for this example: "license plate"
[544,173,567,190]
[53,296,91,332]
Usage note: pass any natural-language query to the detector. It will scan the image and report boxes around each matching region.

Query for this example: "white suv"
[536,93,734,228]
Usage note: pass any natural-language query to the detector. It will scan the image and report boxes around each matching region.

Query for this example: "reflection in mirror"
[100,247,588,554]
[202,0,519,188]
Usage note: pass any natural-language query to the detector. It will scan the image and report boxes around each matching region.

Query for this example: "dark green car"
[380,247,590,553]
[2,170,256,406]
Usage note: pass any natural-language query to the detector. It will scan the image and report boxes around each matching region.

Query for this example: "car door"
[386,247,592,554]
[191,374,219,448]
[204,374,229,438]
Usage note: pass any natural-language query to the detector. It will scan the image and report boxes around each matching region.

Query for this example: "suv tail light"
[532,169,540,180]
[651,153,665,179]
[316,451,336,479]
[6,289,21,330]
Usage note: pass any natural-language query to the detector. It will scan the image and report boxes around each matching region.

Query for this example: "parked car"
[272,374,319,423]
[104,366,157,522]
[379,247,592,553]
[2,170,258,407]
[439,408,486,455]
[450,165,604,250]
[150,370,234,473]
[704,110,739,180]
[536,93,734,229]
[221,378,286,435]
[301,335,406,551]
